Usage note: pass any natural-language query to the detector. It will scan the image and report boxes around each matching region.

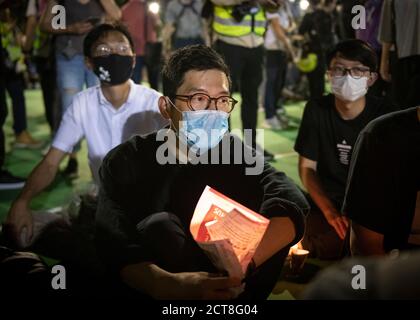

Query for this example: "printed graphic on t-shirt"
[337,140,352,165]
[408,191,420,246]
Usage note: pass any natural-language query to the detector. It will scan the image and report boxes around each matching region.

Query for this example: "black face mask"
[92,54,133,85]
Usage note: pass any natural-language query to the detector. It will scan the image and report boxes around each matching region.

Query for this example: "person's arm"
[270,18,295,60]
[162,2,177,58]
[378,0,393,83]
[294,101,348,239]
[298,12,310,35]
[99,0,122,21]
[299,155,349,240]
[40,0,93,35]
[252,215,296,267]
[5,148,66,245]
[23,15,37,52]
[121,262,241,299]
[23,0,38,52]
[6,97,84,244]
[380,42,392,82]
[202,18,211,46]
[342,120,391,256]
[162,22,175,58]
[252,159,309,267]
[350,222,385,256]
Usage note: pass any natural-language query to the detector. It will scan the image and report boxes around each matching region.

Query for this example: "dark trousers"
[264,50,288,119]
[0,76,7,169]
[130,211,289,299]
[392,54,420,109]
[132,55,160,90]
[131,55,145,84]
[34,56,60,133]
[306,51,326,100]
[5,74,27,135]
[13,197,291,298]
[215,40,264,148]
[301,193,345,260]
[137,212,289,299]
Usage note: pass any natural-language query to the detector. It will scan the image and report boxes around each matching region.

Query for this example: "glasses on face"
[93,43,132,57]
[329,66,371,79]
[175,93,238,113]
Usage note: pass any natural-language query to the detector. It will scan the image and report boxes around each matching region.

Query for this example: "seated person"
[294,39,395,259]
[343,107,420,255]
[95,45,309,300]
[5,23,168,248]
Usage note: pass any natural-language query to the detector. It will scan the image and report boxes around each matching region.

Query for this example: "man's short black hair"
[83,23,134,58]
[161,45,232,100]
[326,39,378,71]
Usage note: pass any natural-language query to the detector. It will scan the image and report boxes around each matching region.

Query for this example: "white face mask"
[331,75,368,102]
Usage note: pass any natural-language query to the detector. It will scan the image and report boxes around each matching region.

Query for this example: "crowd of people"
[0,0,419,300]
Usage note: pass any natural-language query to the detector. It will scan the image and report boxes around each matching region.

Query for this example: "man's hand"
[5,200,33,247]
[67,21,93,35]
[325,210,349,240]
[157,272,242,300]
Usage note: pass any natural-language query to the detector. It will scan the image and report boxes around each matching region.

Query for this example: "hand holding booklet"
[190,186,270,280]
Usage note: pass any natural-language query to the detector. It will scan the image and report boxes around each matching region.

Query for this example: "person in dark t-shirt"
[294,39,395,259]
[343,107,420,255]
[298,0,335,99]
[95,45,309,300]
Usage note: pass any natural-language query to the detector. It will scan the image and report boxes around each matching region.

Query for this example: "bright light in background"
[148,2,160,14]
[300,0,309,10]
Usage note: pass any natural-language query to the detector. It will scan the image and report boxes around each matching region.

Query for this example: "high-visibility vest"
[213,5,266,37]
[0,23,21,62]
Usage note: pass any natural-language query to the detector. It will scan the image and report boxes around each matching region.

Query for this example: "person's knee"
[136,212,183,241]
[302,230,343,260]
[135,212,191,272]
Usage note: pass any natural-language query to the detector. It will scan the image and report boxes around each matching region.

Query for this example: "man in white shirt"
[5,23,168,247]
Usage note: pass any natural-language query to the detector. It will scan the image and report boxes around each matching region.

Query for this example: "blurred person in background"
[162,0,206,58]
[262,0,295,130]
[0,4,25,190]
[298,0,336,100]
[379,0,420,110]
[24,0,61,137]
[211,0,278,161]
[121,0,161,89]
[0,9,43,149]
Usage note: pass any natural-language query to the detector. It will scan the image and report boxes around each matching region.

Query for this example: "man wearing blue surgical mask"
[158,65,232,156]
[294,39,396,260]
[95,45,309,299]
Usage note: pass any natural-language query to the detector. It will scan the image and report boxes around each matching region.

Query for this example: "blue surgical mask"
[179,110,229,154]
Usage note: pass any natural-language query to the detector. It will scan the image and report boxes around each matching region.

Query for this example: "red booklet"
[190,186,270,279]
